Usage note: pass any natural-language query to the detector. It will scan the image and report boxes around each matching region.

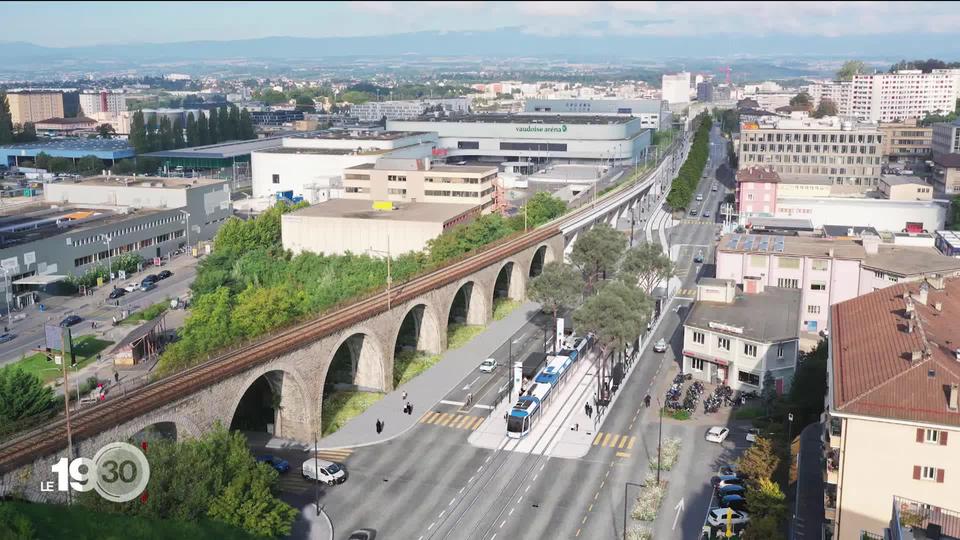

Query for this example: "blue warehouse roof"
[0,139,134,161]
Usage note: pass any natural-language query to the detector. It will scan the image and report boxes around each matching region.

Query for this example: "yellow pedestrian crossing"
[592,432,637,449]
[419,411,484,431]
[314,448,354,462]
[676,288,696,297]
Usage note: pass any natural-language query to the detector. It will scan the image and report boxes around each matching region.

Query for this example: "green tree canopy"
[96,123,115,139]
[812,98,838,118]
[620,243,674,295]
[528,261,583,329]
[0,367,55,434]
[129,110,148,153]
[208,107,220,144]
[0,93,13,144]
[239,108,255,139]
[185,112,198,147]
[172,117,186,149]
[33,151,51,170]
[746,477,788,523]
[573,280,651,355]
[837,60,866,81]
[741,515,785,540]
[196,112,209,146]
[789,92,812,108]
[76,155,102,175]
[570,223,626,290]
[523,192,567,228]
[737,436,780,487]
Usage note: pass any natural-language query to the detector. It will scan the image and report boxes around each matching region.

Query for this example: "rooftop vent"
[934,302,943,312]
[950,384,959,411]
[911,350,923,361]
[928,369,936,378]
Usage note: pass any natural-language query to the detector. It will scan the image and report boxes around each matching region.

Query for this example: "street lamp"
[178,209,191,255]
[623,480,644,540]
[101,235,113,284]
[366,235,392,310]
[656,396,664,483]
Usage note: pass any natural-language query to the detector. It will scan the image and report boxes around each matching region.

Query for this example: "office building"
[716,233,960,339]
[738,112,883,191]
[696,82,714,103]
[806,70,960,123]
[281,198,479,257]
[250,131,437,200]
[824,276,960,539]
[388,114,652,165]
[350,98,470,122]
[681,278,800,393]
[523,99,671,130]
[5,92,64,125]
[661,72,691,105]
[79,91,128,115]
[344,158,497,212]
[877,118,932,162]
[936,230,960,257]
[250,110,304,126]
[932,119,960,195]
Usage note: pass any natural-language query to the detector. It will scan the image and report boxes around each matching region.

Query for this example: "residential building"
[824,276,960,540]
[716,233,960,340]
[875,496,960,540]
[696,82,714,103]
[749,93,796,112]
[350,98,470,122]
[878,118,932,162]
[523,98,671,130]
[806,69,960,123]
[661,72,691,105]
[878,174,934,201]
[79,91,127,115]
[681,278,800,393]
[738,113,883,191]
[343,158,497,212]
[932,119,960,194]
[5,91,64,125]
[281,198,479,257]
[249,110,304,126]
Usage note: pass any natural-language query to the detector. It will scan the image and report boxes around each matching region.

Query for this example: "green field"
[120,301,169,324]
[0,500,259,540]
[10,336,114,384]
[321,390,385,436]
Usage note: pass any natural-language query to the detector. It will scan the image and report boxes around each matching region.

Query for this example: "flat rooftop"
[144,138,282,159]
[258,147,387,156]
[287,198,478,223]
[75,175,226,189]
[0,205,163,249]
[686,286,801,342]
[400,114,634,125]
[285,130,432,141]
[880,174,929,186]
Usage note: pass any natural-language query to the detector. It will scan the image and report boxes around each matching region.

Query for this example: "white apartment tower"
[661,72,691,105]
[807,70,960,123]
[79,91,127,115]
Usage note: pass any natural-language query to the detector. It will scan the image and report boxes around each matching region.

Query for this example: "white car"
[696,194,704,201]
[746,428,760,443]
[653,338,667,353]
[707,508,749,528]
[706,426,730,444]
[123,282,139,293]
[479,358,497,373]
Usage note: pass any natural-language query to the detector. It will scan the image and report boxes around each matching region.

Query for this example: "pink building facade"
[736,166,780,218]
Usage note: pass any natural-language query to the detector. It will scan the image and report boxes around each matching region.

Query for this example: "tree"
[528,261,583,333]
[172,117,186,149]
[812,98,838,118]
[48,157,76,174]
[158,116,174,151]
[14,122,37,143]
[294,96,316,113]
[223,105,239,141]
[949,196,960,230]
[737,436,779,487]
[217,106,230,142]
[573,280,651,363]
[207,464,298,537]
[231,284,305,338]
[33,151,51,170]
[111,159,136,175]
[746,477,788,523]
[0,367,55,433]
[789,92,812,109]
[522,192,567,229]
[96,123,115,139]
[837,60,865,81]
[741,515,785,540]
[570,223,626,291]
[0,93,13,144]
[208,107,220,144]
[185,112,198,147]
[787,338,828,427]
[76,155,102,176]
[196,111,209,146]
[134,156,160,175]
[256,88,288,105]
[620,243,674,295]
[239,108,255,139]
[129,110,148,153]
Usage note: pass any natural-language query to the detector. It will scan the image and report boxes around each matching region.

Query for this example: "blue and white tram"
[506,352,580,438]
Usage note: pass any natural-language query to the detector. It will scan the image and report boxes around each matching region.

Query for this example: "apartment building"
[715,233,960,340]
[661,72,691,105]
[681,278,800,393]
[79,91,127,114]
[932,119,960,195]
[738,113,883,191]
[350,98,469,122]
[5,91,64,125]
[878,118,932,162]
[343,158,497,212]
[807,70,960,123]
[824,276,960,540]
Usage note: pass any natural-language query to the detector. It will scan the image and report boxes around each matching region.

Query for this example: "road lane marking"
[602,433,612,446]
[592,433,603,445]
[428,522,435,530]
[500,520,506,528]
[616,451,631,458]
[439,400,465,406]
[618,436,629,449]
[627,436,636,449]
[509,508,514,516]
[594,492,599,501]
[525,485,530,493]
[439,510,445,519]
[450,498,456,506]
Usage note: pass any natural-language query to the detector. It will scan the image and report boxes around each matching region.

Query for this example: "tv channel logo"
[42,442,150,503]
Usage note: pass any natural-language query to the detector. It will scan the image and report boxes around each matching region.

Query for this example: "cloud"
[349,1,398,15]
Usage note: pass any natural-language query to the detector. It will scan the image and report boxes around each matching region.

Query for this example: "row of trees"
[666,113,712,210]
[0,93,38,144]
[128,106,255,154]
[788,92,838,118]
[737,436,788,539]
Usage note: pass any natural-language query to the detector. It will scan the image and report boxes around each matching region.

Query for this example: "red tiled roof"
[831,278,960,427]
[736,166,780,184]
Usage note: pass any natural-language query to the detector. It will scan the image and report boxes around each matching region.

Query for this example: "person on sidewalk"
[401,391,408,401]
[644,394,651,408]
[114,371,119,383]
[376,419,383,434]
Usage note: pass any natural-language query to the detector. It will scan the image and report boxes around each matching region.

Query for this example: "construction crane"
[717,66,732,85]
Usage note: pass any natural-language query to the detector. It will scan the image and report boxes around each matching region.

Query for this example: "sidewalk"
[294,301,545,452]
[792,422,824,540]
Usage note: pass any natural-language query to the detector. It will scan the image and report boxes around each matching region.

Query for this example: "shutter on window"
[940,431,948,446]
[913,466,921,480]
[936,469,945,483]
[916,428,924,443]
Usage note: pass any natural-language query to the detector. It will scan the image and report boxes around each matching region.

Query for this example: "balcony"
[824,448,840,484]
[825,485,838,522]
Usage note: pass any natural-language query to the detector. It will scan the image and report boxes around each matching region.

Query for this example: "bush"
[650,437,682,471]
[626,526,653,540]
[631,474,666,521]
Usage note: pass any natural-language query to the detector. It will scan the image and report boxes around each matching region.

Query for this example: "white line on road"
[439,510,445,519]
[463,375,482,390]
[517,496,523,504]
[473,404,495,410]
[459,487,465,494]
[500,520,506,528]
[509,508,515,516]
[428,522,435,531]
[439,400,465,406]
[525,485,530,493]
[469,475,475,483]
[450,498,456,506]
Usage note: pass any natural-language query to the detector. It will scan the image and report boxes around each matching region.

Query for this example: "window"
[778,278,799,288]
[744,343,758,357]
[457,140,479,149]
[691,358,705,371]
[921,466,937,481]
[738,370,761,387]
[777,343,784,358]
[718,337,731,351]
[777,257,800,269]
[888,275,899,283]
[924,429,940,444]
[807,305,821,315]
[693,331,705,345]
[874,270,884,279]
[387,175,407,182]
[811,259,828,271]
[810,281,827,291]
[750,255,767,268]
[272,174,280,184]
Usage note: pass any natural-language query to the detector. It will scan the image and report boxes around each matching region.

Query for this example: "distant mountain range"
[2,27,958,66]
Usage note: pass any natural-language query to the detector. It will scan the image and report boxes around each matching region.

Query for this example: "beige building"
[343,158,497,212]
[6,92,64,125]
[878,174,934,201]
[739,113,883,191]
[878,118,932,162]
[825,277,960,540]
[932,119,960,195]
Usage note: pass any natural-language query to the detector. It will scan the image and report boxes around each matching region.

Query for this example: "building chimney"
[927,274,945,290]
[908,320,915,333]
[950,384,959,411]
[828,248,835,258]
[934,302,943,312]
[911,350,922,361]
[862,234,880,255]
[917,282,929,305]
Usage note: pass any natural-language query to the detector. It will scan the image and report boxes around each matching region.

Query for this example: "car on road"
[705,426,730,444]
[694,250,704,264]
[712,184,718,191]
[696,194,704,201]
[347,530,377,540]
[717,484,746,498]
[256,455,290,473]
[718,494,749,512]
[689,208,699,216]
[711,474,743,487]
[653,338,667,353]
[746,428,760,443]
[302,458,346,485]
[703,210,711,218]
[0,333,15,344]
[59,315,82,327]
[141,274,159,286]
[707,508,749,528]
[479,358,498,373]
[123,282,139,293]
[108,288,126,300]
[157,270,173,280]
[140,282,157,292]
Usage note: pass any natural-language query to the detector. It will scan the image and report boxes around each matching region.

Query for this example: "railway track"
[0,141,682,474]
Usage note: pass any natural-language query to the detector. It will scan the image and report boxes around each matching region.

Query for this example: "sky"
[7,1,960,47]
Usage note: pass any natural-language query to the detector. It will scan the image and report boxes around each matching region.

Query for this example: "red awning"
[683,350,729,367]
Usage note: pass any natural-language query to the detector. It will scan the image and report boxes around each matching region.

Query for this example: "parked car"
[746,428,760,443]
[0,333,15,344]
[707,508,749,528]
[157,270,173,280]
[717,484,746,498]
[710,474,743,487]
[718,494,749,512]
[696,194,704,201]
[653,338,667,353]
[123,282,139,293]
[108,288,126,300]
[140,282,157,292]
[59,315,82,327]
[479,358,498,373]
[347,530,377,540]
[256,455,290,473]
[689,208,699,216]
[705,426,730,444]
[302,458,346,485]
[694,250,704,264]
[141,274,159,286]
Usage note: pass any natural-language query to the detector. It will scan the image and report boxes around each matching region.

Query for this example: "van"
[302,458,346,485]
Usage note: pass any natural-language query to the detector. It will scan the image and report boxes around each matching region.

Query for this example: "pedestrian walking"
[114,371,119,383]
[401,390,408,401]
[375,419,383,434]
[584,402,590,416]
[406,402,413,415]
